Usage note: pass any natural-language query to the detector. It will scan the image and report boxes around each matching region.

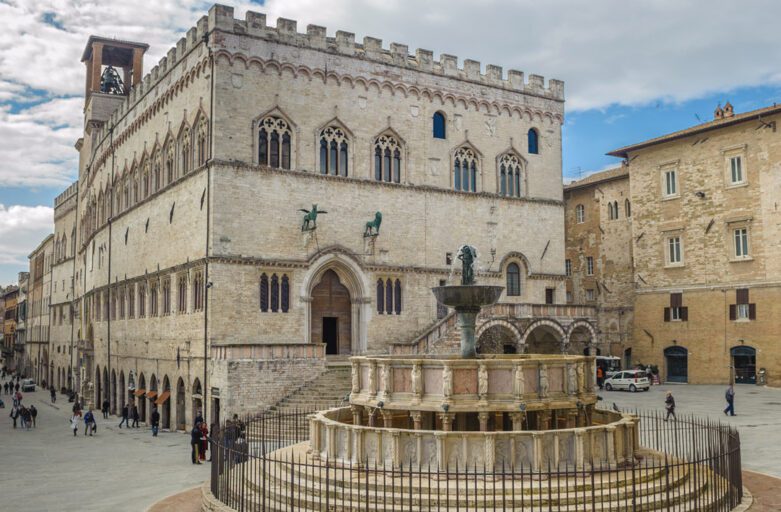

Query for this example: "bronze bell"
[99,65,125,95]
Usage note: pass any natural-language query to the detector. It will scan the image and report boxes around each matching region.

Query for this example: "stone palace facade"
[31,4,607,427]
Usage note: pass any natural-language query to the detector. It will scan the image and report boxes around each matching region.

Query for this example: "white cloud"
[1,0,781,188]
[0,204,54,267]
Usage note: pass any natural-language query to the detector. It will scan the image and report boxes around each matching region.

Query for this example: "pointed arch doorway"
[311,269,352,355]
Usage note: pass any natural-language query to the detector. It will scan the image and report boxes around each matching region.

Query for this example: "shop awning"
[146,390,157,399]
[134,388,146,397]
[155,390,170,405]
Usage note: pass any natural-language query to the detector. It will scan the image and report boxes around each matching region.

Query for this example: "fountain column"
[456,306,481,358]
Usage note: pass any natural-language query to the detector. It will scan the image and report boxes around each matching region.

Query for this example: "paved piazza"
[0,389,209,511]
[607,383,781,478]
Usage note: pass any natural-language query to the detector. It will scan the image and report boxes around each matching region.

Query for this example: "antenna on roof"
[694,113,701,122]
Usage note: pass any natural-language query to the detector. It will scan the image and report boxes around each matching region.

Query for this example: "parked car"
[604,370,650,392]
[21,379,36,392]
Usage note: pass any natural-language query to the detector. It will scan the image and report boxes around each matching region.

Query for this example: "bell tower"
[81,36,148,129]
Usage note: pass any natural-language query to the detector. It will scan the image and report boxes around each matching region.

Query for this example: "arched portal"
[103,368,109,405]
[567,321,597,355]
[523,320,566,354]
[95,365,101,409]
[111,369,117,413]
[137,373,147,422]
[161,376,171,430]
[119,371,126,412]
[731,346,756,384]
[192,378,203,426]
[176,377,186,430]
[302,251,369,354]
[476,321,522,354]
[311,269,353,355]
[664,346,688,383]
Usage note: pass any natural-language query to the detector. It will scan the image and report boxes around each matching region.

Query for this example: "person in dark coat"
[102,399,110,419]
[664,391,676,421]
[151,406,160,436]
[118,403,129,428]
[191,422,203,464]
[50,387,56,403]
[29,405,37,427]
[724,384,736,416]
[131,404,139,428]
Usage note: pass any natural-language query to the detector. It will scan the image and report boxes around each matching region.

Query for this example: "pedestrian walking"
[50,387,56,403]
[118,403,129,428]
[29,405,37,428]
[724,383,737,416]
[14,383,19,393]
[101,399,110,419]
[151,406,160,437]
[71,413,80,436]
[191,422,202,464]
[199,421,209,462]
[664,391,676,421]
[131,404,139,428]
[83,409,96,436]
[3,382,7,394]
[9,405,18,428]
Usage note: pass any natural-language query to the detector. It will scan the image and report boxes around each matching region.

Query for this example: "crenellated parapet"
[207,4,564,101]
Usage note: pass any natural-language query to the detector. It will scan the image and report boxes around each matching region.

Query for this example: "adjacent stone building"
[609,102,781,386]
[2,286,18,370]
[563,166,634,361]
[14,273,29,374]
[27,236,53,384]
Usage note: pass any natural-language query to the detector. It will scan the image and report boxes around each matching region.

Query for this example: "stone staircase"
[269,361,352,414]
[230,444,732,512]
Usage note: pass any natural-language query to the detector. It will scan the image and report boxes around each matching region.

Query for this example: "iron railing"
[209,408,742,511]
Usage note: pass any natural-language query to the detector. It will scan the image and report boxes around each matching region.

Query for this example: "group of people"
[190,415,210,464]
[4,373,37,429]
[662,383,738,421]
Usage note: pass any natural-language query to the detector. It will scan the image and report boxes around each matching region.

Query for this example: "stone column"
[351,361,361,394]
[381,410,394,428]
[567,410,579,429]
[309,417,320,460]
[606,426,616,466]
[538,410,552,430]
[435,432,446,471]
[392,431,401,469]
[456,306,480,358]
[485,435,496,471]
[325,424,335,461]
[478,412,490,432]
[354,429,364,467]
[351,405,363,426]
[574,428,585,470]
[532,433,542,472]
[510,412,524,431]
[411,411,423,430]
[438,412,455,432]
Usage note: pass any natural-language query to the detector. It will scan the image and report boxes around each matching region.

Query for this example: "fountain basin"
[432,285,504,310]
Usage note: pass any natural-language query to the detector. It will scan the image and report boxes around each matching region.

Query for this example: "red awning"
[146,390,157,399]
[155,390,170,405]
[134,389,146,397]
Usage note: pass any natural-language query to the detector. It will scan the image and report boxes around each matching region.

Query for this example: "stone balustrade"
[350,354,596,413]
[309,407,638,471]
[211,343,326,360]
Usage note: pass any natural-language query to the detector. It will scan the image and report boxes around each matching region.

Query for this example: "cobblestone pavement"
[605,383,781,478]
[0,388,209,512]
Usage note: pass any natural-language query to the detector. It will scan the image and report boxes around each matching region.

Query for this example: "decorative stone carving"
[514,364,525,397]
[351,361,360,393]
[442,365,453,399]
[411,363,422,399]
[576,362,585,395]
[539,365,549,398]
[379,362,390,399]
[478,364,489,400]
[567,363,577,396]
[368,363,377,397]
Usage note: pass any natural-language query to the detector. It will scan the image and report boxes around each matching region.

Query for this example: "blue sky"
[1,0,780,286]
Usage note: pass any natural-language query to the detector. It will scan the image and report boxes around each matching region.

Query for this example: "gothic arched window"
[394,279,402,315]
[142,160,150,198]
[376,279,384,314]
[625,199,631,218]
[506,263,521,296]
[197,117,208,167]
[258,116,292,170]
[374,133,402,183]
[281,275,290,313]
[433,112,446,139]
[453,147,478,192]
[153,151,161,193]
[528,128,539,154]
[270,274,279,312]
[179,128,191,175]
[499,153,523,197]
[259,274,269,312]
[607,202,615,220]
[385,279,393,315]
[319,126,349,176]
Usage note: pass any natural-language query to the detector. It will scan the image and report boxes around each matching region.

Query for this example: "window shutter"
[664,307,670,322]
[749,303,756,320]
[736,288,749,304]
[729,304,736,321]
[680,307,688,322]
[670,293,682,308]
